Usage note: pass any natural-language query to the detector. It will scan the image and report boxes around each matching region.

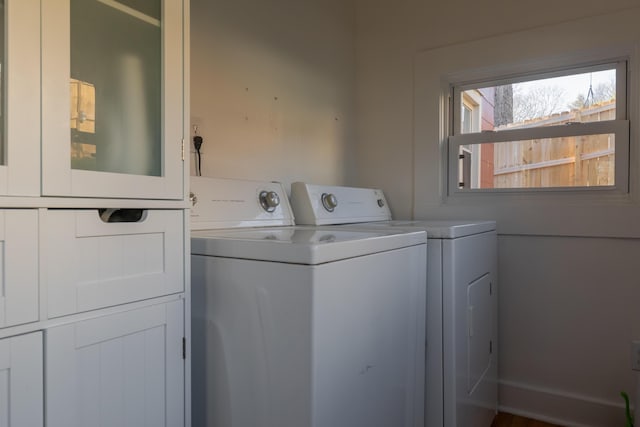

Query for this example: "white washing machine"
[189,176,427,427]
[290,182,498,427]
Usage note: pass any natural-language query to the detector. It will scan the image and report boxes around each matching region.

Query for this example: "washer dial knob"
[259,191,280,212]
[377,198,385,208]
[321,193,338,212]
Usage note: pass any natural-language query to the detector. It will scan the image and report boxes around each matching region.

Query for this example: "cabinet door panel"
[41,0,184,199]
[0,0,41,196]
[45,209,184,318]
[0,210,39,328]
[46,301,184,427]
[0,332,44,427]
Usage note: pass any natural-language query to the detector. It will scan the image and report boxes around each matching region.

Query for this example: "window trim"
[446,59,629,195]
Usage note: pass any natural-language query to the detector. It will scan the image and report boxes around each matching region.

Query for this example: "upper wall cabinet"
[42,0,185,200]
[0,1,41,196]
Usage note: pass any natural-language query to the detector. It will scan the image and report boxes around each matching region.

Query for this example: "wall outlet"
[631,341,640,371]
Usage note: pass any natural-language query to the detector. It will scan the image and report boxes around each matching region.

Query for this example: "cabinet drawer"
[0,210,39,329]
[0,331,43,427]
[46,301,184,427]
[44,209,184,318]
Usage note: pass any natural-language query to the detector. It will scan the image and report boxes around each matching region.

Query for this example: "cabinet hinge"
[181,139,185,161]
[182,337,186,360]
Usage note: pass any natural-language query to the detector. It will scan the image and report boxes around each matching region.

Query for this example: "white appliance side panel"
[45,209,184,318]
[425,238,444,427]
[191,255,313,427]
[312,245,427,427]
[443,231,498,427]
[0,331,43,427]
[0,210,39,328]
[45,301,184,427]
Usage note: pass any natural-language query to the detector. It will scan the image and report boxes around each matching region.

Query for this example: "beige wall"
[190,0,356,189]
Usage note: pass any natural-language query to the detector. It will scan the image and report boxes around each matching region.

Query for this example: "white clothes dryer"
[290,182,498,427]
[190,177,427,427]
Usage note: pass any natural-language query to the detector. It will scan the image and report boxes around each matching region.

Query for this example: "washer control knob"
[259,191,280,212]
[321,193,338,212]
[189,191,198,206]
[377,198,385,208]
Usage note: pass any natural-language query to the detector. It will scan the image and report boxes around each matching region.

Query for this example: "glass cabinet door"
[42,0,185,199]
[0,0,41,196]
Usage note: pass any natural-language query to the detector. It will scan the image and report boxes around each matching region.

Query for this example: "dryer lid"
[354,219,497,239]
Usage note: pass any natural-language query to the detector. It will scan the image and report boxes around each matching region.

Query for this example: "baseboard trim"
[499,380,626,427]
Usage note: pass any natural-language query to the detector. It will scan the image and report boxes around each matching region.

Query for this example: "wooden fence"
[488,100,615,189]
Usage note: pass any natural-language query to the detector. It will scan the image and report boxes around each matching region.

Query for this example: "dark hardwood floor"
[492,412,564,427]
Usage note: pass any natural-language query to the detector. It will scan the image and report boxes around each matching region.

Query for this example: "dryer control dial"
[377,198,385,208]
[259,191,280,212]
[321,193,338,212]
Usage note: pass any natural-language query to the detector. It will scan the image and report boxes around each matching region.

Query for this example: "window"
[448,61,629,193]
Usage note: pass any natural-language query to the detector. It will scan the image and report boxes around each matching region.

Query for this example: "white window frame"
[447,60,629,196]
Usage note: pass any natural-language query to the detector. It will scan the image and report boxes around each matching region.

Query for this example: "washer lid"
[191,226,426,264]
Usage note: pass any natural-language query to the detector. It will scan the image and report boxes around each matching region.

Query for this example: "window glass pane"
[460,68,616,135]
[70,0,162,176]
[458,134,615,189]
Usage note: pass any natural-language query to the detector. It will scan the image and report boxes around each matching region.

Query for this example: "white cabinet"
[0,332,43,427]
[41,0,185,200]
[46,301,184,427]
[44,209,184,318]
[0,0,41,196]
[0,210,38,328]
[0,0,189,425]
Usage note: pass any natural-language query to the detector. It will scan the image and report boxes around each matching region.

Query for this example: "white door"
[0,210,39,328]
[0,0,41,196]
[41,0,185,199]
[46,301,185,427]
[0,332,43,427]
